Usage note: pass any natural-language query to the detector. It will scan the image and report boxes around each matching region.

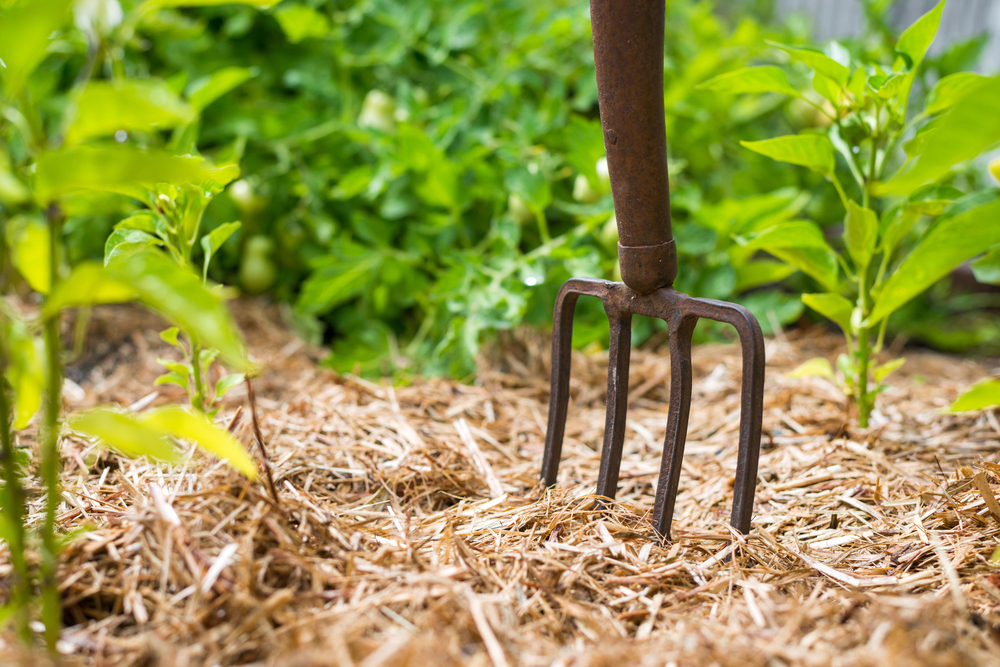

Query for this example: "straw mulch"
[1,301,999,666]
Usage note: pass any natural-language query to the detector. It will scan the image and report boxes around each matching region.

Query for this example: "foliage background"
[9,0,1000,377]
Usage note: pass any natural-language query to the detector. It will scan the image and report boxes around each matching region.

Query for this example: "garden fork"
[540,0,765,541]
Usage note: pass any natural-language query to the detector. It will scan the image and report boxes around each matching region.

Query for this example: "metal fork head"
[540,277,765,542]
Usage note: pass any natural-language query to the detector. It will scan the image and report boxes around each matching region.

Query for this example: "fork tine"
[594,309,633,501]
[651,314,696,540]
[541,287,583,487]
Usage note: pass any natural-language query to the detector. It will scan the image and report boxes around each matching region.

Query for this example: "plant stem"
[190,340,206,412]
[0,358,31,643]
[41,205,64,650]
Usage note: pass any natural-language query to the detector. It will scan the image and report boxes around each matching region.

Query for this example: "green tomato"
[507,193,534,224]
[228,180,266,218]
[358,90,396,133]
[240,236,277,294]
[598,213,618,253]
[572,174,600,203]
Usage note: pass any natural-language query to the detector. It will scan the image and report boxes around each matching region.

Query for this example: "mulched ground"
[2,300,1000,666]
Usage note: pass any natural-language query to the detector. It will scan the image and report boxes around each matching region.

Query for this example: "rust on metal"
[540,0,766,541]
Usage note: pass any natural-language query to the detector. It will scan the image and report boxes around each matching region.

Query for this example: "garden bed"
[3,301,1000,666]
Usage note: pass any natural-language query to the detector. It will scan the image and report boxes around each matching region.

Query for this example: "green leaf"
[140,405,257,478]
[733,260,797,292]
[844,201,878,270]
[504,166,551,212]
[3,315,44,429]
[160,327,184,349]
[787,357,836,382]
[741,220,840,291]
[697,66,799,97]
[971,245,1000,285]
[157,359,190,384]
[870,196,1000,324]
[35,145,239,203]
[137,0,282,12]
[105,228,160,266]
[215,373,244,400]
[873,358,906,383]
[948,378,1000,412]
[297,244,381,315]
[69,408,180,463]
[115,251,252,373]
[896,0,945,68]
[42,262,137,318]
[812,73,842,107]
[925,72,988,116]
[187,67,257,112]
[741,135,835,175]
[115,214,160,234]
[0,0,75,95]
[200,221,241,281]
[802,293,853,334]
[878,76,1000,196]
[65,80,196,145]
[9,220,51,294]
[847,67,866,102]
[879,207,919,257]
[154,372,188,388]
[768,42,849,86]
[274,4,330,43]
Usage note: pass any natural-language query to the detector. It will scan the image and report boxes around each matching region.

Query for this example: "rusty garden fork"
[539,0,766,541]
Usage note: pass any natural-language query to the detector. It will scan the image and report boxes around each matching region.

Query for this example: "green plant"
[0,0,267,648]
[699,0,1000,427]
[83,0,811,377]
[949,377,1000,413]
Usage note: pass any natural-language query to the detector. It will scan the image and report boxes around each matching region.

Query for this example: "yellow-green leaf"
[948,378,1000,412]
[697,66,799,97]
[66,79,196,145]
[788,357,836,382]
[925,72,987,116]
[768,42,849,86]
[43,262,137,318]
[70,408,180,463]
[35,145,239,203]
[187,67,257,112]
[141,405,257,478]
[9,219,50,294]
[3,315,44,429]
[0,0,75,95]
[872,358,906,384]
[844,201,878,270]
[802,293,853,334]
[741,135,835,175]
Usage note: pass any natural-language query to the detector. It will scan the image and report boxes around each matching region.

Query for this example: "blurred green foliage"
[3,0,998,380]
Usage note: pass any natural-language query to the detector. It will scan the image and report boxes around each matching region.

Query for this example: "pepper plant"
[0,0,269,649]
[700,0,1000,427]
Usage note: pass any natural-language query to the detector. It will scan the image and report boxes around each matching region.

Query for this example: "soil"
[1,300,999,666]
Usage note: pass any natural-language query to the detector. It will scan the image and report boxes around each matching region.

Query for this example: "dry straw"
[1,302,998,666]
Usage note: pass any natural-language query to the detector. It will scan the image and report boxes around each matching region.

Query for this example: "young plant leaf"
[0,0,75,95]
[872,358,906,383]
[35,146,239,203]
[42,263,137,318]
[115,214,160,234]
[697,66,799,97]
[844,201,878,270]
[741,135,835,175]
[69,408,180,463]
[157,359,191,384]
[200,221,242,282]
[9,220,51,294]
[115,252,252,373]
[740,220,840,291]
[65,80,196,145]
[3,316,44,429]
[160,327,184,349]
[187,67,257,112]
[878,75,1000,195]
[733,260,797,292]
[971,245,1000,285]
[892,0,945,113]
[787,357,836,382]
[949,378,1000,412]
[870,196,1000,324]
[140,405,257,478]
[215,373,245,400]
[768,42,849,86]
[925,72,988,116]
[802,293,853,333]
[105,228,161,266]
